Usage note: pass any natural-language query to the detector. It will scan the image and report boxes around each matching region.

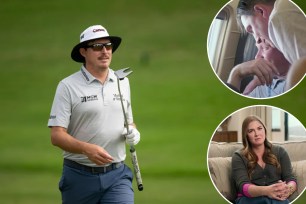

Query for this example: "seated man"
[227,41,291,98]
[229,0,306,98]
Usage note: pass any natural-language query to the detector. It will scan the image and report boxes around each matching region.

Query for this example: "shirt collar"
[81,65,116,84]
[271,78,285,89]
[108,69,117,82]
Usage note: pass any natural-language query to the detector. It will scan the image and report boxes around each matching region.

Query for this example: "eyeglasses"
[85,42,113,51]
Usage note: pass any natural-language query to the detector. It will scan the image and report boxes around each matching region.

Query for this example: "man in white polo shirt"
[48,25,140,204]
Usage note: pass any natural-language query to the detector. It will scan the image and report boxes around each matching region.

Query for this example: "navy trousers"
[59,163,134,204]
[236,196,289,204]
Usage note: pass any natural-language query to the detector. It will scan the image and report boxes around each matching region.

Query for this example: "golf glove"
[122,125,140,146]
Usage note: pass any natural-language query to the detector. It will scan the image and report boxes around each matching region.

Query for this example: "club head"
[114,67,133,80]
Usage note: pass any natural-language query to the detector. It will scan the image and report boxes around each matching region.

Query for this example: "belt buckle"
[90,162,122,174]
[91,166,107,174]
[91,167,97,174]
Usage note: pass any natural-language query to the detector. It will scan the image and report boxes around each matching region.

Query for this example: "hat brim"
[71,36,121,63]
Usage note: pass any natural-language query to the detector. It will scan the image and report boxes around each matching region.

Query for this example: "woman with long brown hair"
[232,116,297,204]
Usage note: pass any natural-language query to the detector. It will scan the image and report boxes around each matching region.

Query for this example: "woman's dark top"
[232,145,296,196]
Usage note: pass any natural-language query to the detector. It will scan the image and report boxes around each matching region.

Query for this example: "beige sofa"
[207,141,306,203]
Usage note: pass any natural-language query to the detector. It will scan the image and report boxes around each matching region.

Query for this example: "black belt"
[64,159,123,174]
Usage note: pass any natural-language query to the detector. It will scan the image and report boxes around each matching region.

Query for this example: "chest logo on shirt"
[81,95,98,103]
[113,94,125,101]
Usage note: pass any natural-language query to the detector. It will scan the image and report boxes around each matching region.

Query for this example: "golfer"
[48,25,140,204]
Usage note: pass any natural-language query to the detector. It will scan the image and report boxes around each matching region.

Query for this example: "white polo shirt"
[48,66,133,166]
[269,0,306,64]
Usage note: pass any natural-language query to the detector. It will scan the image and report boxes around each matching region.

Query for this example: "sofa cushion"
[290,160,306,201]
[208,141,306,162]
[208,157,235,203]
[208,142,242,158]
[274,141,306,162]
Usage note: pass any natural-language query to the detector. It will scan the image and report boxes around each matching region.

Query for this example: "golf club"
[114,67,144,191]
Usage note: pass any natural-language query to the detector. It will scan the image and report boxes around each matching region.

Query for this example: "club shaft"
[130,146,143,191]
[117,78,143,191]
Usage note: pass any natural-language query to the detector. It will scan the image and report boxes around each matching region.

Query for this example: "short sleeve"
[47,82,72,128]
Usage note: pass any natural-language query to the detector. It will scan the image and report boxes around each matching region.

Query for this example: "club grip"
[130,147,143,191]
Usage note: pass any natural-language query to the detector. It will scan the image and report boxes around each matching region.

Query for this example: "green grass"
[0,0,306,203]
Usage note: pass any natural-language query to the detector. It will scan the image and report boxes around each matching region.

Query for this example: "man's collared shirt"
[48,66,133,166]
[247,78,285,98]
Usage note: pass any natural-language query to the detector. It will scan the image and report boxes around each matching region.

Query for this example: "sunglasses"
[85,42,113,51]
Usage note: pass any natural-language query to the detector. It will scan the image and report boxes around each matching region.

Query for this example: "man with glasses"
[48,25,140,204]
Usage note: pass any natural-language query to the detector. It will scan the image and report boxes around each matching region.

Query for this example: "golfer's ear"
[80,48,86,57]
[254,4,269,18]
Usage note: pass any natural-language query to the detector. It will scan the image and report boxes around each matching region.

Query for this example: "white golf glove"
[122,125,140,146]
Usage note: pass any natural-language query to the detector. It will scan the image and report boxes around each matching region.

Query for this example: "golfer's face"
[85,38,113,69]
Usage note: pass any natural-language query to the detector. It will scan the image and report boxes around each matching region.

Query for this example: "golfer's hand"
[83,143,114,165]
[122,125,140,146]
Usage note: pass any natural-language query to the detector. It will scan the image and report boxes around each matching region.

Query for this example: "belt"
[64,159,123,174]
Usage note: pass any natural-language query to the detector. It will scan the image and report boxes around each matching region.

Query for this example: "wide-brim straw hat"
[71,25,121,62]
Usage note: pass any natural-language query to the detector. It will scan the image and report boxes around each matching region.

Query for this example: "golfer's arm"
[50,126,88,154]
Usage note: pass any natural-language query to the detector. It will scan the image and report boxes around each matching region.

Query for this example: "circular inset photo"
[207,0,306,99]
[207,105,306,203]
